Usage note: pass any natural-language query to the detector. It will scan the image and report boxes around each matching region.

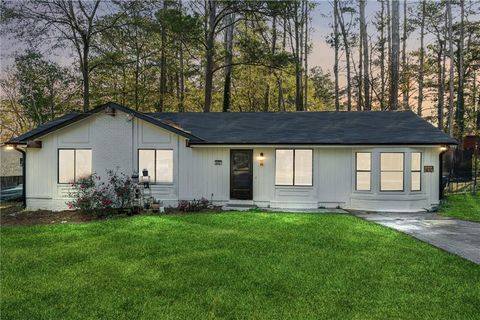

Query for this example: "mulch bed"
[1,202,95,226]
[0,202,224,226]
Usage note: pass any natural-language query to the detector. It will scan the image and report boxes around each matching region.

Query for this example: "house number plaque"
[215,160,222,165]
[424,165,434,173]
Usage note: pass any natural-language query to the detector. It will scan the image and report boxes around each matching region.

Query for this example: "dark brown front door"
[230,149,253,200]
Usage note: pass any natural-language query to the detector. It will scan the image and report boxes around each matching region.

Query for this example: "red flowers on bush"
[66,170,135,216]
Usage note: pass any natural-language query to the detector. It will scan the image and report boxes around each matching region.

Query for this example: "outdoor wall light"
[257,152,265,166]
[439,145,449,152]
[4,145,14,151]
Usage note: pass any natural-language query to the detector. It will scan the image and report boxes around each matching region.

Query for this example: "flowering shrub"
[67,170,136,216]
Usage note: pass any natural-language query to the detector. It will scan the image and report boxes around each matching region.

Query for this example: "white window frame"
[355,152,372,191]
[58,148,92,184]
[380,152,405,192]
[138,149,174,184]
[275,149,313,187]
[411,152,422,192]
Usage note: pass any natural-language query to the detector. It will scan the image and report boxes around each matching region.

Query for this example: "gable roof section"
[148,111,457,145]
[7,102,203,144]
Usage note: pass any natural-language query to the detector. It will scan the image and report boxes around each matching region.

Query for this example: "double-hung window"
[275,149,312,186]
[380,153,404,191]
[138,149,173,183]
[58,149,92,183]
[411,152,422,191]
[355,152,371,191]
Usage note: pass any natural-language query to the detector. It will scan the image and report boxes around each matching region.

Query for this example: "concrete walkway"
[351,211,480,265]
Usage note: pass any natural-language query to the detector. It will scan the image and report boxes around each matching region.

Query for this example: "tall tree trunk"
[387,0,391,77]
[446,0,455,136]
[333,0,340,111]
[357,8,363,112]
[304,0,309,111]
[389,0,400,110]
[360,0,370,110]
[204,0,216,112]
[277,14,287,112]
[456,0,465,138]
[437,41,445,131]
[82,44,90,112]
[178,0,185,112]
[417,0,425,116]
[222,12,235,112]
[338,2,352,111]
[401,0,408,109]
[380,0,386,110]
[294,1,303,111]
[159,0,168,112]
[264,14,277,112]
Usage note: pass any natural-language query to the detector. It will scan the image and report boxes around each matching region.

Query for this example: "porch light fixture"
[4,145,14,151]
[257,152,265,166]
[439,145,449,152]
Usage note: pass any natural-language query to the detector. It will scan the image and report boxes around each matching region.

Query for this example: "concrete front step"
[222,201,258,211]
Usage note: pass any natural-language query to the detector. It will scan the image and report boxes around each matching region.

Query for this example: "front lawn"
[440,193,480,222]
[1,213,479,319]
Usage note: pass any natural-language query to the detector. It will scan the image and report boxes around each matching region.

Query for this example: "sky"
[0,1,470,77]
[0,1,416,73]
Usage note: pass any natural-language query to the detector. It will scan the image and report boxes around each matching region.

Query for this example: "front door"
[230,149,253,200]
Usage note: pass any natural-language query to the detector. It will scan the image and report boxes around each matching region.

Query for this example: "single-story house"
[6,102,457,212]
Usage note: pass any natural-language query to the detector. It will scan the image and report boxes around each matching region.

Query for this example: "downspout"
[14,146,26,209]
[439,145,449,201]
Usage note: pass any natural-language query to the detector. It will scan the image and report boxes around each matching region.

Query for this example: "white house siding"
[24,111,441,212]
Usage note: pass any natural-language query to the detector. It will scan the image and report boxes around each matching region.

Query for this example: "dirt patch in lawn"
[1,202,95,226]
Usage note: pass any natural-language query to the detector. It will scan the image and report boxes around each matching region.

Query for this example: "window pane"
[275,150,293,185]
[139,150,155,180]
[356,152,371,171]
[381,172,404,191]
[294,150,312,186]
[156,150,173,183]
[412,152,421,171]
[75,150,92,180]
[59,150,75,183]
[381,153,404,171]
[411,172,421,191]
[356,172,371,191]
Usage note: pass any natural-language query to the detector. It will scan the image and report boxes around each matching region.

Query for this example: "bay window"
[380,153,404,191]
[138,149,173,183]
[411,152,422,191]
[58,149,92,183]
[355,152,371,191]
[275,149,312,186]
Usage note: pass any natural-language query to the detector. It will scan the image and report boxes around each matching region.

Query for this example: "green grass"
[440,193,480,222]
[1,213,479,319]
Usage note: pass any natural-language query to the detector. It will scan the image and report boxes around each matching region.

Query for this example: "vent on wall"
[104,106,116,116]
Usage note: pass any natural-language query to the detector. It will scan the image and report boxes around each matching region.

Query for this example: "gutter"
[13,145,26,208]
[439,145,450,201]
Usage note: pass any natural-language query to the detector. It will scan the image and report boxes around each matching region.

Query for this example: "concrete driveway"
[351,211,480,265]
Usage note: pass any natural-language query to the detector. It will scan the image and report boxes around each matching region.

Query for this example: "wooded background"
[0,0,479,142]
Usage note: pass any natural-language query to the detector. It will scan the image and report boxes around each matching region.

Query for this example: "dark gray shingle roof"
[6,102,456,145]
[8,112,81,143]
[148,111,457,145]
